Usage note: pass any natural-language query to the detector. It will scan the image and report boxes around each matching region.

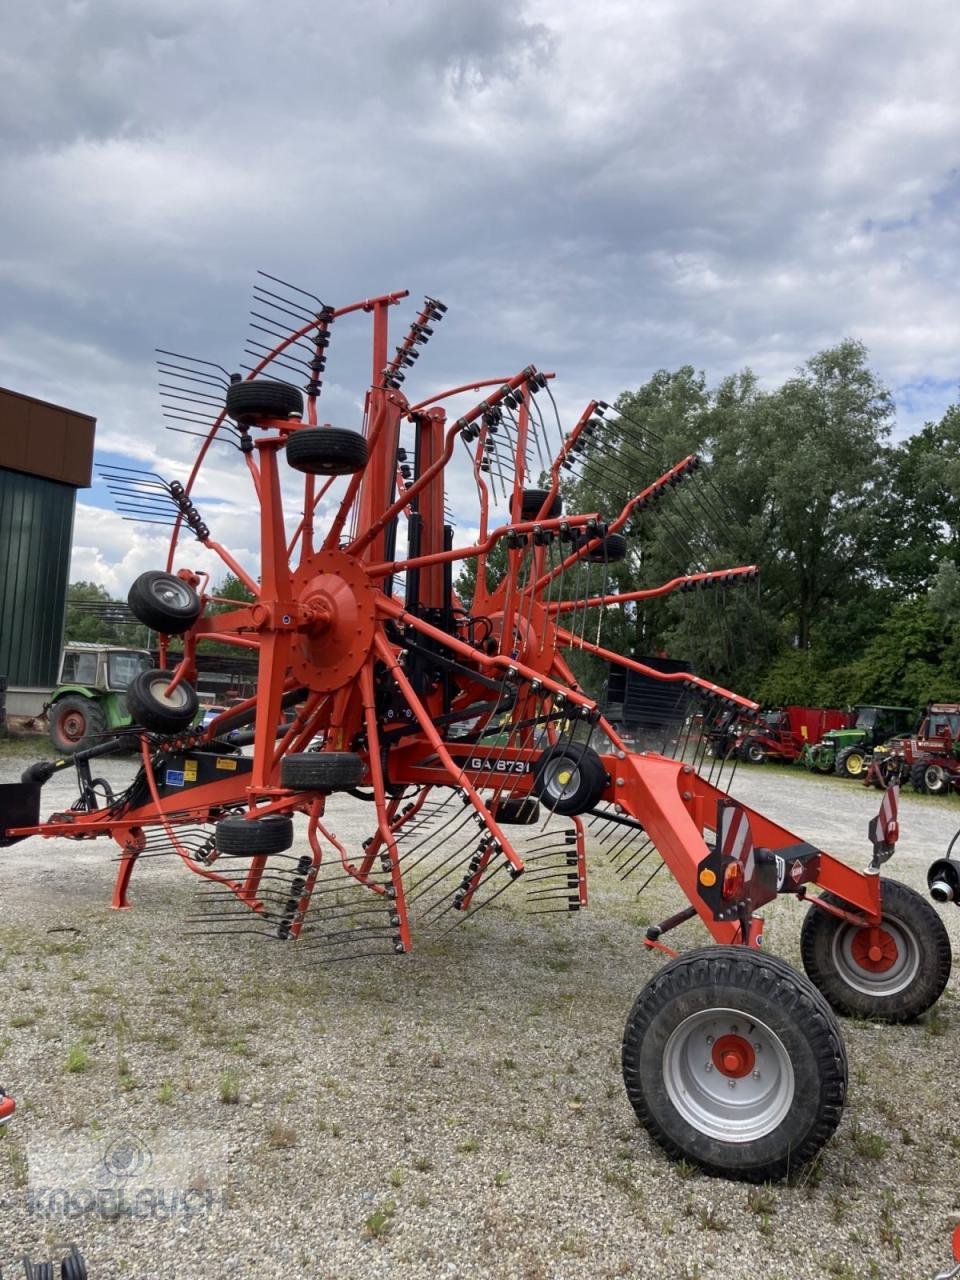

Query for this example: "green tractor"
[47,644,155,754]
[800,705,915,779]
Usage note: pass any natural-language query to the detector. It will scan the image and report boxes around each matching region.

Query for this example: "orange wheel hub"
[850,925,898,972]
[711,1033,756,1078]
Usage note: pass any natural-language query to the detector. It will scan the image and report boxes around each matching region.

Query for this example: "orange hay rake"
[1,279,950,1180]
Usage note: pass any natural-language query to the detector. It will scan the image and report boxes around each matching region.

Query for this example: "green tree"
[64,581,130,644]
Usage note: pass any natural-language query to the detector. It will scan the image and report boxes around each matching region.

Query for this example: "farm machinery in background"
[799,704,915,778]
[863,703,960,794]
[733,705,852,765]
[0,278,952,1183]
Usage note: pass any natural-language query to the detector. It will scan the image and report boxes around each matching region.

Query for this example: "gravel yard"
[0,738,958,1279]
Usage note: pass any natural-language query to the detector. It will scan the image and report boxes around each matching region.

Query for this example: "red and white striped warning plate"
[874,784,899,845]
[719,804,755,879]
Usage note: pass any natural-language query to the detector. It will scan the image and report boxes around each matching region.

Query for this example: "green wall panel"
[0,468,75,686]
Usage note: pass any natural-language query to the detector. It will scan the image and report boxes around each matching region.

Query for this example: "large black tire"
[622,947,847,1182]
[799,877,951,1022]
[285,428,368,476]
[740,737,765,765]
[916,760,950,795]
[491,796,540,824]
[513,488,562,521]
[48,696,108,755]
[579,532,628,563]
[811,751,835,775]
[834,745,868,779]
[215,813,294,856]
[532,745,607,816]
[127,571,202,635]
[226,378,304,423]
[281,752,364,790]
[126,670,199,732]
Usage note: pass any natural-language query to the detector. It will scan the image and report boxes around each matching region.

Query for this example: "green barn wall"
[0,468,76,687]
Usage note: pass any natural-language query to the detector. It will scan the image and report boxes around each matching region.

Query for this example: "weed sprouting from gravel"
[266,1122,297,1150]
[412,1154,433,1172]
[218,1070,241,1104]
[456,1135,480,1154]
[849,1124,888,1160]
[925,1005,950,1037]
[10,1010,40,1028]
[494,1169,511,1187]
[387,1167,403,1187]
[157,1081,174,1104]
[364,1200,396,1239]
[746,1185,776,1217]
[697,1203,730,1233]
[65,1042,91,1073]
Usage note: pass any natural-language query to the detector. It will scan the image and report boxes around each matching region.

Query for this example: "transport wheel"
[622,947,847,1181]
[48,696,107,754]
[741,738,765,764]
[226,378,304,422]
[280,752,364,790]
[799,877,951,1021]
[491,796,540,824]
[834,746,867,778]
[285,427,368,476]
[513,487,562,520]
[128,571,202,634]
[126,670,199,732]
[532,745,607,815]
[215,813,294,856]
[921,762,949,795]
[580,532,628,563]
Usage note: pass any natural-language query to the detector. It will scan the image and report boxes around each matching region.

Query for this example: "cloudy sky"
[2,0,959,595]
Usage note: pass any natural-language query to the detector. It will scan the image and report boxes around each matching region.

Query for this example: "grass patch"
[364,1200,396,1239]
[65,1043,91,1074]
[218,1070,241,1105]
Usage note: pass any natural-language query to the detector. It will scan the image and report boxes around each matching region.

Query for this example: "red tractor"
[905,703,960,795]
[0,278,951,1183]
[736,706,852,765]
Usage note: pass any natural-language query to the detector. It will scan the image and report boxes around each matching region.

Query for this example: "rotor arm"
[544,565,760,615]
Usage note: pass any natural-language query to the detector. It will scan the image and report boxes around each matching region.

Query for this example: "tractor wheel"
[920,761,950,795]
[226,378,304,423]
[579,532,628,563]
[834,746,867,779]
[280,752,364,790]
[491,796,540,824]
[128,571,202,635]
[48,696,107,754]
[622,947,847,1182]
[532,745,607,815]
[285,427,368,476]
[741,738,765,765]
[799,878,951,1022]
[910,761,931,793]
[513,488,562,521]
[126,670,199,733]
[215,813,294,856]
[811,751,834,775]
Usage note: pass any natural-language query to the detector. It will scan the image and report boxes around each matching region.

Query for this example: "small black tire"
[622,946,847,1182]
[491,796,540,824]
[834,746,868,779]
[799,877,952,1022]
[215,813,294,856]
[741,738,765,765]
[579,532,628,563]
[126,670,199,732]
[532,745,607,816]
[48,696,108,754]
[513,488,562,521]
[285,427,368,476]
[281,752,364,790]
[910,761,929,793]
[127,571,202,635]
[226,378,303,423]
[811,753,834,775]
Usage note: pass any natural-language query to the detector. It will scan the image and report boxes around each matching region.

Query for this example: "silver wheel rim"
[153,578,193,610]
[150,676,190,711]
[925,765,945,792]
[543,758,581,804]
[832,917,920,996]
[663,1008,795,1143]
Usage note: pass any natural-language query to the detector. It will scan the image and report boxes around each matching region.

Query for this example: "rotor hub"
[290,548,377,693]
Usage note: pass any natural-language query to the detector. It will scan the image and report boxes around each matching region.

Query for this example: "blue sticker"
[165,769,185,787]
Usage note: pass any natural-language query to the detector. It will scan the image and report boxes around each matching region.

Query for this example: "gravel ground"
[0,737,958,1279]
